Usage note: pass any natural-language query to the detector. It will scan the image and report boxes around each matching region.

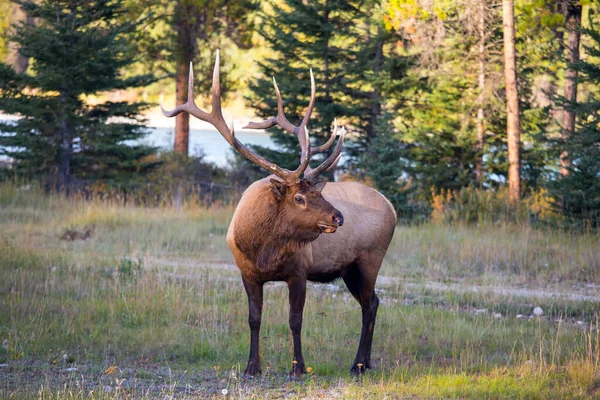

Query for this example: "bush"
[429,187,555,226]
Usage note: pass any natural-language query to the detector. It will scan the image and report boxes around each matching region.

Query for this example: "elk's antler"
[304,120,345,181]
[161,50,310,184]
[244,70,345,181]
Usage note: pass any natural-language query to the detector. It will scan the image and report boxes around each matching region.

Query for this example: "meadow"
[1,184,599,399]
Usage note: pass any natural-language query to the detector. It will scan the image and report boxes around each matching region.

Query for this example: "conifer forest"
[1,1,600,398]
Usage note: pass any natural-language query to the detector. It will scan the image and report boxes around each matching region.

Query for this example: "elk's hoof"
[288,362,306,379]
[350,362,366,377]
[243,362,261,377]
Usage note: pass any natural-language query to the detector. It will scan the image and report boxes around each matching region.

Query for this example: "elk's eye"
[294,195,305,205]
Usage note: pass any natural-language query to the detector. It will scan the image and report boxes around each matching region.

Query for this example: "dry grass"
[1,184,599,399]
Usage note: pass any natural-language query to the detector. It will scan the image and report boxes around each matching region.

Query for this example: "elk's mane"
[233,185,319,272]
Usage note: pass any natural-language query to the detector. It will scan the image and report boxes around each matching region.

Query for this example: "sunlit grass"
[1,184,599,398]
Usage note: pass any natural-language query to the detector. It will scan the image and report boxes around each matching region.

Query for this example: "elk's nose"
[332,210,344,226]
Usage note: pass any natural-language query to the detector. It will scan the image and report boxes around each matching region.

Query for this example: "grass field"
[1,184,599,399]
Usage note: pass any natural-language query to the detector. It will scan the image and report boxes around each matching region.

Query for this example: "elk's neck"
[233,190,319,272]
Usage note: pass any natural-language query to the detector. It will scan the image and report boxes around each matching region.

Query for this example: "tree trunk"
[173,0,194,157]
[58,93,72,194]
[366,28,384,141]
[174,59,190,156]
[560,1,582,177]
[502,0,521,204]
[475,0,486,184]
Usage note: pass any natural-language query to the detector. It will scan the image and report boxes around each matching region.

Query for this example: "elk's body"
[162,52,397,376]
[228,178,396,283]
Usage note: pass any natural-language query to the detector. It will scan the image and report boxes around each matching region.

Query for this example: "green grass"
[1,184,599,399]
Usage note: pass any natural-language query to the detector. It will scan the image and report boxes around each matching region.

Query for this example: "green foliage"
[548,26,600,228]
[129,0,257,96]
[363,112,429,223]
[0,1,10,61]
[117,256,143,281]
[139,150,234,206]
[247,0,391,174]
[0,0,158,192]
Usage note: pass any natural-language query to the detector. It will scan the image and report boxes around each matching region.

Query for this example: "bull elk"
[162,52,396,377]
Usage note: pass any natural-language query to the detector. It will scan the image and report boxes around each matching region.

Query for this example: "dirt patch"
[0,360,347,399]
[377,275,600,303]
[60,227,94,241]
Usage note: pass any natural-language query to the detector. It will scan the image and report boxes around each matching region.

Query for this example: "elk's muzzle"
[318,209,344,234]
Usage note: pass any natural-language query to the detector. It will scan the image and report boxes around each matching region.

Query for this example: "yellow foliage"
[338,172,374,187]
[105,366,118,375]
[527,187,555,219]
[430,188,452,224]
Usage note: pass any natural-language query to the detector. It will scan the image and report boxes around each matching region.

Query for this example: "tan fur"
[226,177,396,283]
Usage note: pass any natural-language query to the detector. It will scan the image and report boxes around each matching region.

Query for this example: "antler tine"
[243,76,297,134]
[162,51,306,183]
[243,70,318,180]
[324,153,342,172]
[311,118,338,154]
[160,62,211,122]
[305,126,345,180]
[211,51,224,122]
[299,69,316,131]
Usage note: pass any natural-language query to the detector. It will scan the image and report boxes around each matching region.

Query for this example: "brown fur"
[226,176,396,376]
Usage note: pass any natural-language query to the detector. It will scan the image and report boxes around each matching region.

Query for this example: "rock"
[474,308,488,316]
[577,321,584,325]
[533,307,544,316]
[516,314,524,319]
[493,313,502,318]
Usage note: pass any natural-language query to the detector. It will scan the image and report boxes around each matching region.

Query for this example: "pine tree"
[549,26,600,228]
[0,0,158,192]
[246,0,387,175]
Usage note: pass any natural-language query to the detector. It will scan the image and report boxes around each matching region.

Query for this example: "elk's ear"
[313,180,327,192]
[269,179,287,202]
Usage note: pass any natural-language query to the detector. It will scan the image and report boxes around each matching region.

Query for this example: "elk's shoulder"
[323,181,397,223]
[226,178,274,248]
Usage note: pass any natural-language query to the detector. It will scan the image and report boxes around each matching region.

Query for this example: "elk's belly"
[306,268,342,283]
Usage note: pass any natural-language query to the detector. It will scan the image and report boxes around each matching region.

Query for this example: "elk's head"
[269,178,344,235]
[162,51,345,236]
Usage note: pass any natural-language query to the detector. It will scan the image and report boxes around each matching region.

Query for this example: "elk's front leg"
[242,276,263,376]
[287,277,307,377]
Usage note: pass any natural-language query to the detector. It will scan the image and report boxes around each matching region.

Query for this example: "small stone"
[533,307,544,316]
[474,308,487,316]
[577,321,584,325]
[493,313,502,318]
[516,314,524,319]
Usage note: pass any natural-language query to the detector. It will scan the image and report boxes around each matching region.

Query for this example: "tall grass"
[1,183,599,398]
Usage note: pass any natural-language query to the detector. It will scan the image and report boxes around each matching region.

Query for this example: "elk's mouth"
[317,222,339,234]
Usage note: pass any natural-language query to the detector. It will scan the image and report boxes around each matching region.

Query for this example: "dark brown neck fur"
[233,187,320,272]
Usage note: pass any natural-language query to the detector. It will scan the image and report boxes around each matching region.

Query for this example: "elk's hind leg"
[242,276,263,376]
[342,258,381,375]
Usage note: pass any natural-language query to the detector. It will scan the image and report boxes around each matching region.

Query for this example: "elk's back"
[308,181,397,278]
[226,178,396,281]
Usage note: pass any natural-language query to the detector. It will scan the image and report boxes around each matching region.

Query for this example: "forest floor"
[1,185,599,399]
